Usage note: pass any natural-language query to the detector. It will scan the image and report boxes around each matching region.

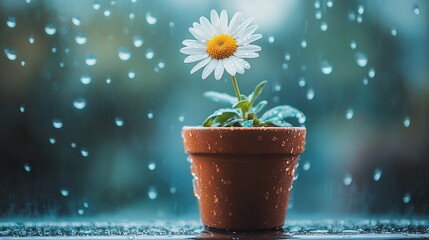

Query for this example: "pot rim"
[183,126,306,131]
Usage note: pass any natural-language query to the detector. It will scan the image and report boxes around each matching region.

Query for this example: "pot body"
[182,127,306,231]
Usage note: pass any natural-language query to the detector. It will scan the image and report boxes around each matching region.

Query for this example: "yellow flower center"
[207,34,237,60]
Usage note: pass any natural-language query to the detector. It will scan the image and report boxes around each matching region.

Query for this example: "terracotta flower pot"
[182,126,306,231]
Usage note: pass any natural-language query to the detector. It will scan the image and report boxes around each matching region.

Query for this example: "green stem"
[231,75,245,119]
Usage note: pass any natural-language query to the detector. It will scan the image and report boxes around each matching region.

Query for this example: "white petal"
[234,50,259,58]
[219,10,228,33]
[237,44,261,52]
[200,17,215,38]
[182,39,205,47]
[193,22,211,40]
[202,59,217,79]
[214,59,225,80]
[180,46,207,55]
[232,18,254,37]
[230,56,245,74]
[224,58,236,76]
[240,24,259,38]
[228,12,242,34]
[236,34,262,46]
[190,57,211,74]
[184,53,208,63]
[189,27,207,42]
[237,57,251,69]
[210,10,220,33]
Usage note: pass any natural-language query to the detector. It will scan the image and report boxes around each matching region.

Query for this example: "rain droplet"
[73,98,86,110]
[170,187,177,194]
[60,189,69,197]
[24,164,31,172]
[133,35,144,48]
[158,61,165,69]
[320,60,333,75]
[356,16,363,23]
[268,36,275,43]
[129,13,135,19]
[118,48,131,61]
[83,202,89,208]
[300,39,307,48]
[178,115,185,122]
[345,108,354,120]
[145,12,157,25]
[148,186,158,200]
[320,22,328,31]
[19,105,25,113]
[274,83,281,92]
[80,74,91,85]
[169,21,175,28]
[145,49,154,59]
[128,70,135,79]
[343,174,353,186]
[355,52,368,67]
[302,161,311,171]
[103,10,111,17]
[282,63,288,70]
[81,148,89,157]
[72,17,81,26]
[75,33,87,45]
[44,24,57,35]
[368,68,376,78]
[350,41,357,49]
[71,143,77,148]
[348,12,356,21]
[358,5,365,14]
[314,0,320,9]
[52,119,63,129]
[147,112,154,119]
[363,78,368,85]
[93,1,100,10]
[284,53,291,61]
[315,10,322,19]
[327,0,333,7]
[299,77,306,87]
[49,137,56,144]
[306,88,315,100]
[373,168,382,181]
[77,209,84,215]
[413,5,420,15]
[403,193,411,204]
[6,17,16,28]
[403,116,411,128]
[115,117,124,127]
[391,28,397,36]
[29,35,35,44]
[148,162,156,171]
[85,54,97,66]
[4,48,17,61]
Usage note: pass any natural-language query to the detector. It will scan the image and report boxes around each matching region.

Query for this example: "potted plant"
[180,10,306,231]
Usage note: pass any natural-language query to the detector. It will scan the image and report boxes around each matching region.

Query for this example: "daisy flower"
[180,10,262,80]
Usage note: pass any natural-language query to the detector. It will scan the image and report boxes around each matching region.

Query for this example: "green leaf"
[240,94,248,101]
[203,108,239,127]
[248,81,267,105]
[251,100,268,114]
[260,105,306,125]
[222,118,243,127]
[215,110,240,125]
[233,100,251,113]
[204,91,237,105]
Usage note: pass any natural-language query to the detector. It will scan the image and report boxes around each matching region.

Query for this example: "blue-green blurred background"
[0,0,428,220]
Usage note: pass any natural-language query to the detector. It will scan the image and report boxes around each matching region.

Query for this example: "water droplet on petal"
[80,74,91,85]
[75,33,87,45]
[115,117,124,127]
[343,174,353,186]
[373,168,382,181]
[73,98,86,110]
[24,164,31,172]
[52,119,63,129]
[148,162,156,171]
[85,54,97,66]
[146,12,157,25]
[355,52,368,67]
[403,116,411,128]
[72,17,81,26]
[403,193,411,204]
[320,60,333,75]
[44,24,57,35]
[118,48,131,61]
[4,48,17,61]
[345,108,354,120]
[133,35,144,48]
[60,188,69,197]
[148,186,158,200]
[6,17,16,28]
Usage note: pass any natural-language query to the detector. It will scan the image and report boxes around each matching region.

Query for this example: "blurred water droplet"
[85,54,97,66]
[274,83,281,92]
[169,21,175,28]
[363,78,368,85]
[368,68,376,78]
[315,10,322,19]
[170,187,177,194]
[133,35,144,48]
[106,77,112,84]
[299,77,306,87]
[306,88,315,100]
[71,143,77,148]
[282,63,288,70]
[24,164,31,172]
[302,161,311,171]
[73,98,86,110]
[413,5,420,15]
[146,12,157,25]
[115,117,124,127]
[21,60,26,66]
[77,209,84,215]
[348,12,356,21]
[72,17,81,26]
[391,28,397,36]
[320,60,333,75]
[83,202,89,208]
[350,41,357,49]
[178,115,185,122]
[75,33,87,45]
[28,35,35,44]
[355,52,368,67]
[118,48,131,61]
[93,1,100,10]
[301,39,307,48]
[345,108,354,120]
[6,17,16,28]
[19,105,25,113]
[129,13,135,19]
[148,186,158,200]
[403,116,411,128]
[44,24,57,35]
[49,137,56,144]
[358,5,365,14]
[147,112,154,119]
[145,49,154,59]
[158,61,165,69]
[320,22,328,31]
[81,148,89,157]
[4,48,17,61]
[314,0,320,9]
[128,70,135,79]
[148,162,156,171]
[343,174,353,186]
[284,53,291,61]
[80,74,91,85]
[52,119,63,129]
[268,36,275,43]
[403,193,411,204]
[327,0,333,7]
[356,16,363,23]
[373,168,382,181]
[103,10,111,17]
[60,189,69,197]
